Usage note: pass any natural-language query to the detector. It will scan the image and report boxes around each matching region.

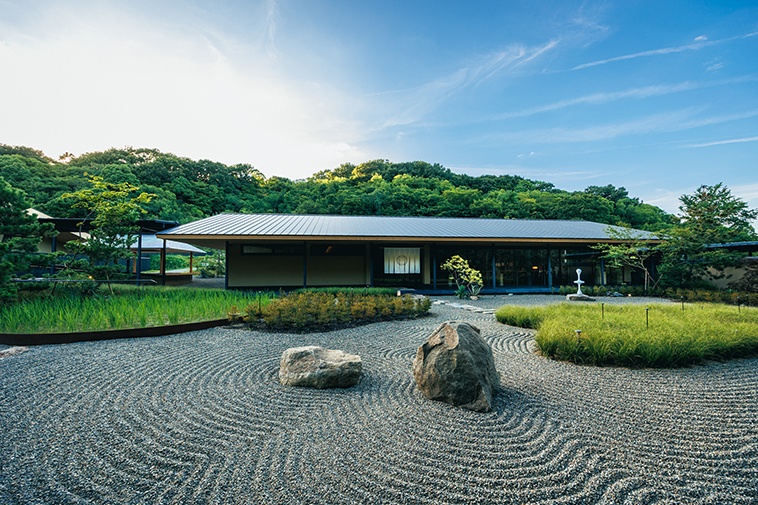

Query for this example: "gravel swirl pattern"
[1,302,757,504]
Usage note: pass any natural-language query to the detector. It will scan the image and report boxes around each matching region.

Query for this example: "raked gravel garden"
[1,295,757,504]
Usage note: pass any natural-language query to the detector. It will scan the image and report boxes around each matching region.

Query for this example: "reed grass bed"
[495,302,758,368]
[0,286,268,334]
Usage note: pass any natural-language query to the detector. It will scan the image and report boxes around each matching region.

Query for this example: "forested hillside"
[0,145,674,230]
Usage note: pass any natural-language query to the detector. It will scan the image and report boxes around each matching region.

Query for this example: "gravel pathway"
[1,300,756,504]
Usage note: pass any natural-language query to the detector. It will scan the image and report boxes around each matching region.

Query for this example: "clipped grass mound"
[249,291,432,332]
[495,302,758,368]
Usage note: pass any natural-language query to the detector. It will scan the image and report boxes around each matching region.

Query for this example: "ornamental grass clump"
[495,302,758,368]
[252,291,431,331]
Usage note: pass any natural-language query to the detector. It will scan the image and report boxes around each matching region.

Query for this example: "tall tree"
[658,183,757,288]
[678,183,757,243]
[0,177,56,302]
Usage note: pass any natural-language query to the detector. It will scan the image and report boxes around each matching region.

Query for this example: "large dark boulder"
[413,321,499,412]
[279,346,362,389]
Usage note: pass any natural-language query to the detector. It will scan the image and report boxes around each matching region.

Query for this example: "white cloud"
[484,108,758,144]
[695,35,708,41]
[380,39,561,128]
[570,30,758,71]
[490,76,757,120]
[683,136,758,148]
[0,2,369,177]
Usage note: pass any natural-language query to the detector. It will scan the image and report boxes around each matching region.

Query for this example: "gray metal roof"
[158,213,655,241]
[130,235,206,254]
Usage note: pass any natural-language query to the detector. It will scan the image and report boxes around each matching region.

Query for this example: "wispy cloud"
[683,136,758,148]
[265,0,277,54]
[381,39,561,127]
[483,108,758,145]
[491,76,758,120]
[570,30,758,71]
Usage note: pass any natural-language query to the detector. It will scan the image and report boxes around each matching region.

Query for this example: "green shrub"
[254,292,431,331]
[495,302,758,368]
[294,287,398,296]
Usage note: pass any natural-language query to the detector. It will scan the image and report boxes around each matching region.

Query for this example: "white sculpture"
[574,268,585,295]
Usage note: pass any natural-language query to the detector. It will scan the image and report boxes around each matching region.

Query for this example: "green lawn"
[0,286,267,334]
[495,302,758,368]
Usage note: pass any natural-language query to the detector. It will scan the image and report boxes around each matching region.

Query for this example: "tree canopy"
[0,175,56,302]
[0,145,677,232]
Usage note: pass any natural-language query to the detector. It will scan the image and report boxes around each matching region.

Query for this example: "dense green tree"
[1,144,679,231]
[658,183,757,288]
[0,176,56,302]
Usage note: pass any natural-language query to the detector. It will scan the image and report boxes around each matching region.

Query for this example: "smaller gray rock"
[279,346,362,389]
[0,346,29,359]
[566,293,595,302]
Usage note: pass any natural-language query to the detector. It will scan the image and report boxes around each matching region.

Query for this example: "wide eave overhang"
[156,213,658,249]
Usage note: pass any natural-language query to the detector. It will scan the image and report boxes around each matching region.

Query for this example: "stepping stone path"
[432,299,496,315]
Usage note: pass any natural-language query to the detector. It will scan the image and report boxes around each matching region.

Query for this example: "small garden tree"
[591,226,660,293]
[60,174,154,292]
[442,255,483,298]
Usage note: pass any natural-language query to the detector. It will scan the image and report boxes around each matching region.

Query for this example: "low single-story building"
[157,213,656,293]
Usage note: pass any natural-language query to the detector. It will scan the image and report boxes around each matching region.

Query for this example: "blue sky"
[1,0,757,215]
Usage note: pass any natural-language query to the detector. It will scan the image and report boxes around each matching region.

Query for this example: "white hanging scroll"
[384,247,420,274]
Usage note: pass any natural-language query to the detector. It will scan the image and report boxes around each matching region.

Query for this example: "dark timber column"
[50,235,57,275]
[303,241,307,289]
[224,241,229,290]
[160,239,167,286]
[432,245,437,290]
[136,234,142,284]
[492,245,496,289]
[547,248,553,290]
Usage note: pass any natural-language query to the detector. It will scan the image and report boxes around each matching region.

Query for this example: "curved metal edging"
[0,319,230,346]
